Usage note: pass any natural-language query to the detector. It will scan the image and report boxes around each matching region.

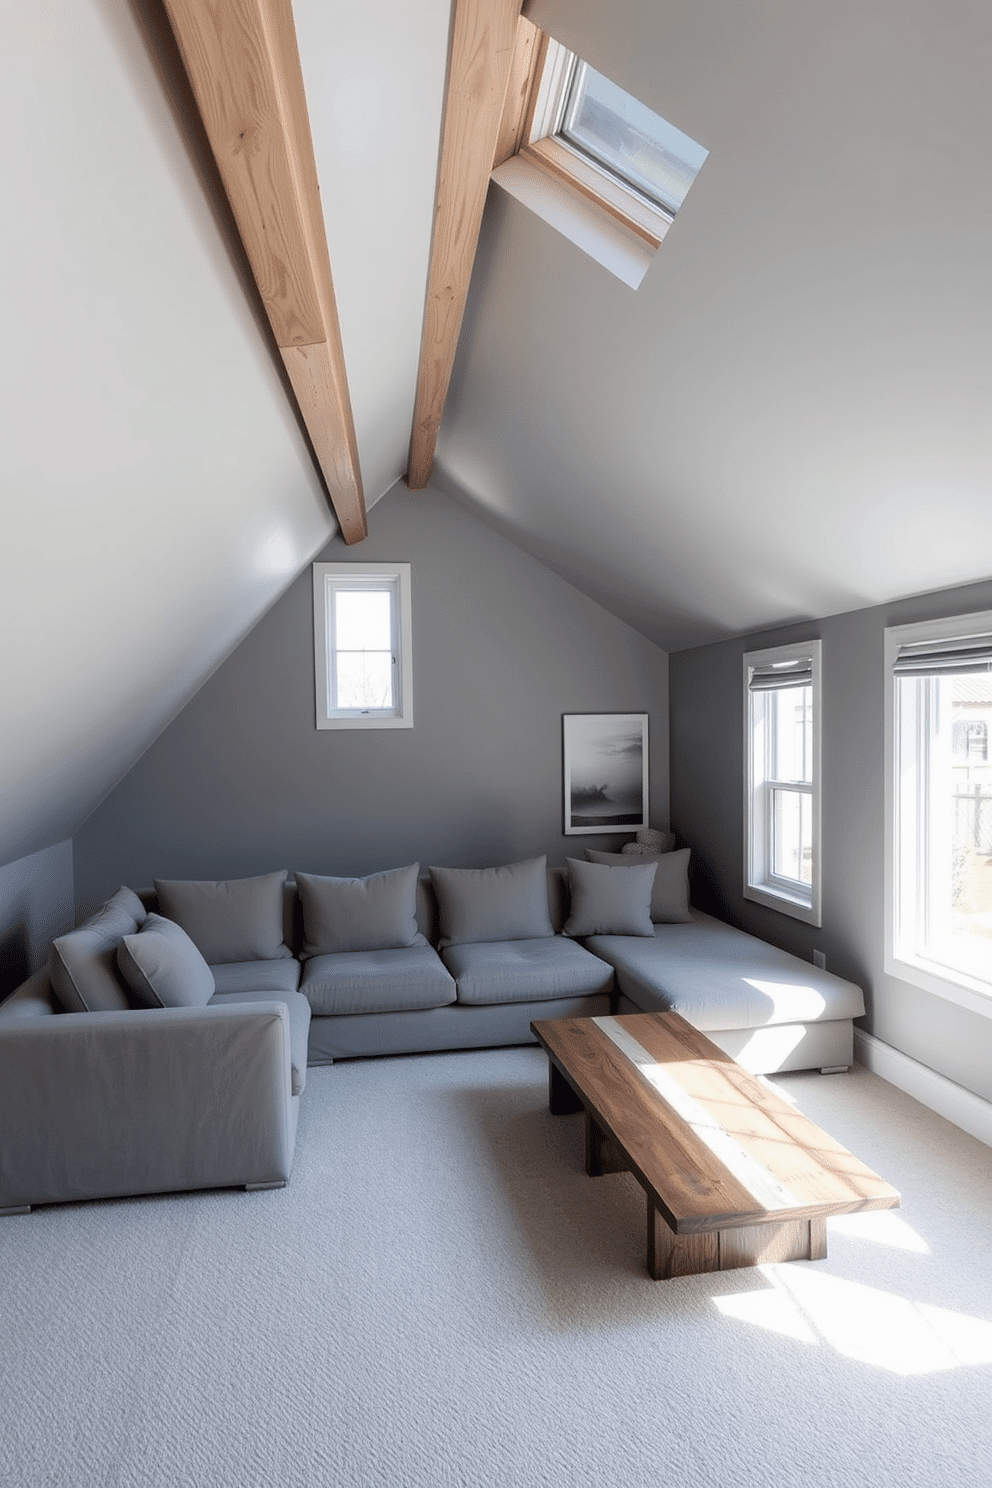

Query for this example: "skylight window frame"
[516,36,703,251]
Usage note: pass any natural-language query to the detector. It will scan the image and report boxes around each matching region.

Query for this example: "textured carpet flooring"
[2,1048,991,1487]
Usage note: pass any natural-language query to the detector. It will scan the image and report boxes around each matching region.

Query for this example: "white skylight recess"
[492,32,708,288]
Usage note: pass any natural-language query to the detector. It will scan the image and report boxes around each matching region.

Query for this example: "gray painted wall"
[73,483,669,917]
[670,575,992,1106]
[0,841,74,1002]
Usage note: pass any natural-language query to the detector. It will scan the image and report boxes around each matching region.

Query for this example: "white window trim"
[312,562,413,730]
[743,639,822,926]
[884,609,992,1019]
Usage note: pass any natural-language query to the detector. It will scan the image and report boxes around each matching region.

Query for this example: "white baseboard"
[854,1029,992,1149]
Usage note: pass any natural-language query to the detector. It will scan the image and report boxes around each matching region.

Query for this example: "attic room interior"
[2,1,991,1484]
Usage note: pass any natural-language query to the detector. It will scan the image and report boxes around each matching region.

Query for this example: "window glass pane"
[897,672,992,988]
[771,685,813,783]
[335,651,394,711]
[335,589,392,651]
[772,789,812,885]
[562,63,707,213]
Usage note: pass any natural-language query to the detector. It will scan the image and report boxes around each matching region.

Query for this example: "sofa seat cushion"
[586,912,865,1031]
[209,990,311,1096]
[442,936,614,1007]
[300,946,456,1016]
[210,959,302,995]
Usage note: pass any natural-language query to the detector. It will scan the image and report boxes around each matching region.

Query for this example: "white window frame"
[743,640,822,926]
[312,562,413,730]
[884,609,992,1018]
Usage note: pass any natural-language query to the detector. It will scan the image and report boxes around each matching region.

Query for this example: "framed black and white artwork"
[562,713,649,835]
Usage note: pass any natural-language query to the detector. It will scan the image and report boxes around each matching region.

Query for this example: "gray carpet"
[2,1048,991,1487]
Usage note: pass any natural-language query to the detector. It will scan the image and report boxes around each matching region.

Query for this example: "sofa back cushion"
[296,864,426,957]
[429,857,555,948]
[117,914,216,1009]
[153,872,292,965]
[586,847,692,923]
[49,889,146,1013]
[563,858,656,938]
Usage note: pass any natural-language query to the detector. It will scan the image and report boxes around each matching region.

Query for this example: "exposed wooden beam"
[492,17,544,170]
[162,0,367,542]
[406,0,523,491]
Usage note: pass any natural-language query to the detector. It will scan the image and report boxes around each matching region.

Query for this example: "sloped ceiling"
[436,0,992,650]
[4,0,991,868]
[0,0,448,868]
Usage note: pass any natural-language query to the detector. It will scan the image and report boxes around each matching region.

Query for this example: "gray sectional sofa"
[0,850,866,1214]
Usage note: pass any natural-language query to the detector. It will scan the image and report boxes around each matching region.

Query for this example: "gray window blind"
[892,634,992,677]
[748,657,813,692]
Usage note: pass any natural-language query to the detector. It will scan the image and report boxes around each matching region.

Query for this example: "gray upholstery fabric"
[588,912,866,1030]
[296,865,426,957]
[118,914,216,1009]
[306,991,613,1064]
[442,936,614,1006]
[154,871,292,964]
[586,847,691,922]
[209,989,310,1096]
[429,857,555,948]
[210,959,301,994]
[49,898,140,1013]
[105,885,148,926]
[0,1003,297,1210]
[0,970,57,1023]
[563,858,656,937]
[300,945,455,1016]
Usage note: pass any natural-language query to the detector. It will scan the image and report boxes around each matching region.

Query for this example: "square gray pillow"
[154,871,291,964]
[563,858,656,938]
[49,893,142,1013]
[296,864,426,957]
[586,846,692,923]
[117,913,216,1009]
[429,857,554,948]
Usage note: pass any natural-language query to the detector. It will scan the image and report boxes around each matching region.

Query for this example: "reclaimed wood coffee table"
[531,1011,900,1280]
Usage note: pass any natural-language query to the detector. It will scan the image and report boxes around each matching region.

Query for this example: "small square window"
[313,563,413,729]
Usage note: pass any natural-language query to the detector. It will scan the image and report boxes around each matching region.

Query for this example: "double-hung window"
[886,611,992,1013]
[744,640,822,925]
[312,563,413,729]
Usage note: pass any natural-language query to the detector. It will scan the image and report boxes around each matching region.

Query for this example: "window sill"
[317,714,413,731]
[886,949,992,1020]
[490,151,657,290]
[744,882,821,928]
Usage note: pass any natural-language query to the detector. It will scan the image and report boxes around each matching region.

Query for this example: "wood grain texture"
[407,0,524,489]
[532,1013,900,1236]
[492,16,542,169]
[162,0,366,541]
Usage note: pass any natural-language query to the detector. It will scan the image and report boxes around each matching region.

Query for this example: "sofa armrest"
[0,1002,296,1211]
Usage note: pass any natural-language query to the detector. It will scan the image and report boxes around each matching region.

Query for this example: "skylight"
[559,61,708,218]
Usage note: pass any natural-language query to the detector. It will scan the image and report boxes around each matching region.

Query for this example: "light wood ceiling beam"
[407,0,524,491]
[162,0,367,542]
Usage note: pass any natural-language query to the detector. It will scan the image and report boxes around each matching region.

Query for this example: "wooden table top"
[531,1012,900,1236]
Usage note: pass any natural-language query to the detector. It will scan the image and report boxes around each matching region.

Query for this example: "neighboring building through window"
[743,640,822,925]
[886,612,992,1013]
[312,563,413,729]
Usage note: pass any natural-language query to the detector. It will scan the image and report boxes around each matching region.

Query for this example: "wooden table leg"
[548,1059,584,1115]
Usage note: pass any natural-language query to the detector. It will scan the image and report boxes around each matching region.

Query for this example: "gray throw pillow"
[49,894,142,1013]
[296,864,426,957]
[563,858,656,938]
[429,857,554,948]
[154,871,291,964]
[117,914,216,1009]
[586,846,692,923]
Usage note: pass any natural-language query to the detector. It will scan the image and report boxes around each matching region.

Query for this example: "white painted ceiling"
[3,0,991,867]
[0,0,448,867]
[437,0,992,649]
